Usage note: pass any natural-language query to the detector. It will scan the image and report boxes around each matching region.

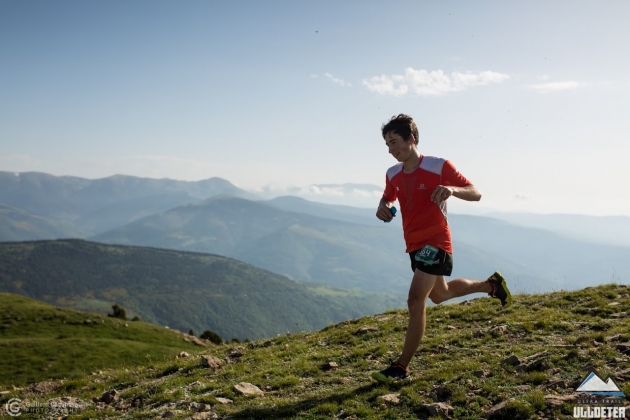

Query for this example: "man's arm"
[376,197,396,221]
[431,184,481,204]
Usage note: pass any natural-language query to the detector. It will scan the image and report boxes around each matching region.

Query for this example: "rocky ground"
[1,284,630,419]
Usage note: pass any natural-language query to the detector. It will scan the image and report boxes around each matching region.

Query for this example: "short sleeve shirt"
[382,156,472,254]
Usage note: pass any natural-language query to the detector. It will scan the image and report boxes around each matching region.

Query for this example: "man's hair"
[381,114,419,145]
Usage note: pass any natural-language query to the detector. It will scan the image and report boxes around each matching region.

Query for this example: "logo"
[5,398,21,417]
[418,183,426,189]
[577,372,626,398]
[573,372,627,419]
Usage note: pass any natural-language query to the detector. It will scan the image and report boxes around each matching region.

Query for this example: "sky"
[1,0,629,215]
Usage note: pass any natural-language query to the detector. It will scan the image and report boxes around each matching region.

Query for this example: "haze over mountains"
[1,171,629,301]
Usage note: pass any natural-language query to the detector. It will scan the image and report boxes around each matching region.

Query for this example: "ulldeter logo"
[576,372,626,397]
[573,372,627,419]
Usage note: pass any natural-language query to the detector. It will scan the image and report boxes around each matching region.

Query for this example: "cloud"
[538,74,550,80]
[324,72,351,87]
[513,193,529,200]
[528,81,581,93]
[362,68,509,97]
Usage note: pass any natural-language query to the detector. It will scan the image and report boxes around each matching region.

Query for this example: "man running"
[372,114,512,383]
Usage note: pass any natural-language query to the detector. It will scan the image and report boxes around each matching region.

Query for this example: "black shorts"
[409,245,453,276]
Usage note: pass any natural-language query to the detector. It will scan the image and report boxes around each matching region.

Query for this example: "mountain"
[486,212,630,248]
[0,239,400,340]
[264,195,378,226]
[0,171,259,237]
[2,283,629,418]
[448,215,630,290]
[92,195,414,293]
[0,293,203,387]
[0,203,83,241]
[92,194,630,294]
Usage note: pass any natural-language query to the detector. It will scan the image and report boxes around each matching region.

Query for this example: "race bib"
[414,245,439,265]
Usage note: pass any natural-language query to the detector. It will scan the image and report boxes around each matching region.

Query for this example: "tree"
[108,304,127,320]
[200,329,223,345]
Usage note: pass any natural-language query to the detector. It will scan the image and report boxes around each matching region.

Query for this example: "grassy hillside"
[0,293,203,387]
[0,239,401,340]
[1,284,628,419]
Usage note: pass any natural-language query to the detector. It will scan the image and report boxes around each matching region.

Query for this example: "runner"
[372,114,512,383]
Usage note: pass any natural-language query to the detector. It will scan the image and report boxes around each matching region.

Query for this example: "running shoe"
[371,362,409,382]
[487,271,512,308]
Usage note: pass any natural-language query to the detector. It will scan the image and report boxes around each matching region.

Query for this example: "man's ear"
[407,134,416,144]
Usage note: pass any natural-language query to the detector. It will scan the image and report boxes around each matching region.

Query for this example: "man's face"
[384,131,415,162]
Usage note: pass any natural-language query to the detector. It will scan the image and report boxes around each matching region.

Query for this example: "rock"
[188,402,211,411]
[355,326,378,335]
[608,302,621,306]
[227,346,245,358]
[446,325,457,330]
[616,343,630,355]
[472,370,488,378]
[429,385,453,402]
[200,355,224,370]
[527,360,549,372]
[515,363,529,372]
[100,389,120,404]
[544,394,577,407]
[378,393,400,404]
[215,397,233,405]
[26,381,61,394]
[606,334,624,342]
[190,412,218,419]
[483,399,512,418]
[501,355,520,366]
[425,402,454,417]
[233,382,264,397]
[610,312,627,318]
[178,351,190,359]
[544,379,566,389]
[491,325,508,335]
[321,361,338,371]
[192,337,208,347]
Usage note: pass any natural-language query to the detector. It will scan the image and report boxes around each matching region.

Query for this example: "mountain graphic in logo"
[576,372,626,397]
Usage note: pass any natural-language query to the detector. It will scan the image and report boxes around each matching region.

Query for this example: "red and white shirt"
[382,156,472,254]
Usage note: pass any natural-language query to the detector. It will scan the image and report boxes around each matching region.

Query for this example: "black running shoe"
[487,271,512,308]
[371,362,409,383]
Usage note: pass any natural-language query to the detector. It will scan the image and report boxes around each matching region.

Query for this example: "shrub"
[200,330,223,345]
[108,304,127,320]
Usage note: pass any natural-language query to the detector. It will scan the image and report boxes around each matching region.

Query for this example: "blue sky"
[1,0,629,215]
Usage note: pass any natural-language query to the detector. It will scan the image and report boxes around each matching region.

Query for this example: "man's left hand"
[431,185,454,204]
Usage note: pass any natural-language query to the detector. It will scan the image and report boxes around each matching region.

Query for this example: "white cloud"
[324,72,351,87]
[528,81,581,93]
[362,67,509,97]
[538,74,550,80]
[310,73,319,78]
[513,193,529,200]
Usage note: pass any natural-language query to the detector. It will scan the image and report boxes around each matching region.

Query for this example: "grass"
[0,293,202,387]
[1,284,630,419]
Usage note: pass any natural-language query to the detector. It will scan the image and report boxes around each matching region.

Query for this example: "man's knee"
[428,290,447,305]
[407,294,428,312]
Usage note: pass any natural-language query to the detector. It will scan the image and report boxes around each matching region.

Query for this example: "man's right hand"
[376,204,395,222]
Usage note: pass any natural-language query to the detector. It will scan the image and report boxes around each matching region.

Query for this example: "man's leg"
[397,269,438,368]
[428,276,492,305]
